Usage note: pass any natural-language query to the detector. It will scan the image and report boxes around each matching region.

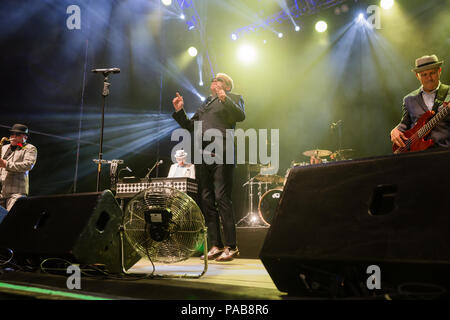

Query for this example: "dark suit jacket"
[396,83,450,148]
[172,92,245,163]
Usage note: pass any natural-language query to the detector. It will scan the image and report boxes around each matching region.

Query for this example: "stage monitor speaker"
[260,149,450,297]
[0,205,7,225]
[0,190,140,273]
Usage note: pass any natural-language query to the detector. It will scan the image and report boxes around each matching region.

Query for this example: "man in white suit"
[0,124,37,211]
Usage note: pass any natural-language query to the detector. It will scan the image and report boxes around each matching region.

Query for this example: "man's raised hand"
[172,92,184,111]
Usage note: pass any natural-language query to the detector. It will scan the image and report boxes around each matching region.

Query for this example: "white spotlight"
[188,46,198,57]
[295,25,300,32]
[200,96,206,102]
[199,81,203,86]
[237,44,257,64]
[277,32,283,38]
[380,0,394,10]
[231,33,238,41]
[357,13,365,22]
[180,14,185,20]
[161,0,172,6]
[315,20,327,33]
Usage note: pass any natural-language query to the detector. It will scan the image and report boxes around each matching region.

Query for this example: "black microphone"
[204,96,217,107]
[91,68,121,74]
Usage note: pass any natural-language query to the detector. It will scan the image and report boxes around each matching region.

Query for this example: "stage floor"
[0,257,285,300]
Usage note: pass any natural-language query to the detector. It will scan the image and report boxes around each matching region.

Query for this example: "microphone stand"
[95,71,113,192]
[331,120,343,160]
[144,160,161,182]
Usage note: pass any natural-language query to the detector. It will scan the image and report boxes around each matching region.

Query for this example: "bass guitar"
[393,102,449,154]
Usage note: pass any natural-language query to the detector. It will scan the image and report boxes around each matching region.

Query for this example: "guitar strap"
[432,84,450,113]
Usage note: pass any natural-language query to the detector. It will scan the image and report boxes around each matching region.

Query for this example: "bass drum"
[258,188,283,226]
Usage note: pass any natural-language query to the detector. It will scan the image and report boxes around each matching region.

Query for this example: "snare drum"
[258,188,282,226]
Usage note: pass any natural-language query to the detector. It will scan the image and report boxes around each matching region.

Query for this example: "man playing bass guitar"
[391,54,450,153]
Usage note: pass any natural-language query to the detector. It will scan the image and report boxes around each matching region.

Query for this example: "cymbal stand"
[238,176,256,226]
[331,120,343,159]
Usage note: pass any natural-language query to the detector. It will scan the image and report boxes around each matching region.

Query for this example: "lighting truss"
[232,0,349,39]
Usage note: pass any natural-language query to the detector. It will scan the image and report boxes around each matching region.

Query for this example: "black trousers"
[197,163,236,249]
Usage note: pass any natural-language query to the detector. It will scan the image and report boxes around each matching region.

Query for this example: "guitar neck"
[417,105,449,138]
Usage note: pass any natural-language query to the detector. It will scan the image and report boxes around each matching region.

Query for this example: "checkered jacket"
[0,143,37,196]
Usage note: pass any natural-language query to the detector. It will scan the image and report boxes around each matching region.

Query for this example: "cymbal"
[245,163,264,171]
[253,174,285,184]
[303,149,332,158]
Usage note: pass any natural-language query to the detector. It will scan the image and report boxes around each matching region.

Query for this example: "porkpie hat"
[412,54,444,73]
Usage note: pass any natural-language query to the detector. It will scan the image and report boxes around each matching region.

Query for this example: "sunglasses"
[211,78,225,83]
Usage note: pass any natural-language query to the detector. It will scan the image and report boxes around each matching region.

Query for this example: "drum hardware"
[330,149,354,161]
[238,172,274,227]
[258,188,283,226]
[253,174,285,184]
[238,176,264,226]
[291,161,310,167]
[245,162,264,172]
[238,163,284,227]
[302,149,332,158]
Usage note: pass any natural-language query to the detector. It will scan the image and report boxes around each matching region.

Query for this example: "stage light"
[295,25,300,31]
[357,13,365,22]
[161,0,172,6]
[180,14,185,20]
[278,32,283,38]
[237,44,257,64]
[200,96,206,102]
[188,47,198,57]
[315,20,327,33]
[199,81,203,86]
[231,33,238,41]
[380,0,394,10]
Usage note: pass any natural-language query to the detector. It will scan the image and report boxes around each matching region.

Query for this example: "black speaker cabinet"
[0,190,140,273]
[260,149,450,297]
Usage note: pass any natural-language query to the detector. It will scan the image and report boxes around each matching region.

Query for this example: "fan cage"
[123,186,205,264]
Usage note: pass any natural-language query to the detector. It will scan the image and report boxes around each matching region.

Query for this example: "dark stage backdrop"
[0,0,449,221]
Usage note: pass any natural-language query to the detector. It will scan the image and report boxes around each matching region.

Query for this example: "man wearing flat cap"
[391,54,450,149]
[0,124,37,211]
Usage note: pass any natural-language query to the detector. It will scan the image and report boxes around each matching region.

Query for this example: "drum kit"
[237,163,285,227]
[237,148,354,227]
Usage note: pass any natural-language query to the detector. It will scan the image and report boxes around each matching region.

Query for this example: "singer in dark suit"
[172,73,245,262]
